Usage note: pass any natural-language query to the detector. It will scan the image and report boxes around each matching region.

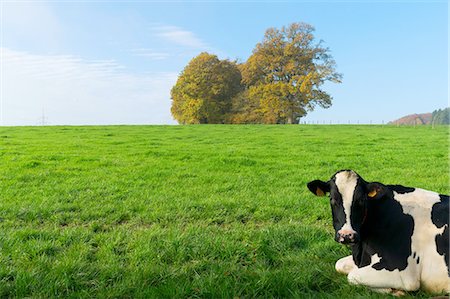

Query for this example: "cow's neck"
[363,194,407,234]
[352,194,414,269]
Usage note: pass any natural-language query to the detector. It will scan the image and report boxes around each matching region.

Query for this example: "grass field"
[0,125,448,298]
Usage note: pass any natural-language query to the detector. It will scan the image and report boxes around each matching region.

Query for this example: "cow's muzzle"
[336,229,359,244]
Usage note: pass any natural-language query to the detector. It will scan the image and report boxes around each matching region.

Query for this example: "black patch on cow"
[387,185,415,194]
[352,188,414,271]
[351,242,372,268]
[416,256,420,264]
[328,178,347,237]
[439,194,449,202]
[431,195,449,276]
[413,252,416,258]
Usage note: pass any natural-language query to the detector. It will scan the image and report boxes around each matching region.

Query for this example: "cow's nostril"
[337,232,358,244]
[336,229,359,244]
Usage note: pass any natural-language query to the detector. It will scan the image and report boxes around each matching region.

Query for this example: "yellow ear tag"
[316,188,325,196]
[368,190,377,198]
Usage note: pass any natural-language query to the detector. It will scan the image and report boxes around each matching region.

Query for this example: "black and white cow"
[307,170,449,295]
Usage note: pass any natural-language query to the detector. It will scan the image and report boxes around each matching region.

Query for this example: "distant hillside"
[389,113,432,125]
[389,108,449,125]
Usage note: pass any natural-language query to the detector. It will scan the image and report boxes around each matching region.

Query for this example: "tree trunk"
[287,111,295,124]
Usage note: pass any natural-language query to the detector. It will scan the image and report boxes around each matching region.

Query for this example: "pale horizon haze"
[1,0,448,125]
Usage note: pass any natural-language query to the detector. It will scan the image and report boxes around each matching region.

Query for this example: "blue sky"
[1,0,448,125]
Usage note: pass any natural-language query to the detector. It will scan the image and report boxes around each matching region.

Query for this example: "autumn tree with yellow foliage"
[171,23,341,124]
[236,22,342,124]
[170,53,242,124]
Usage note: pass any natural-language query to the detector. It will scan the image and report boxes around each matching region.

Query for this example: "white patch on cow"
[392,189,450,293]
[335,170,358,234]
[335,255,356,274]
[369,253,381,265]
[348,253,421,291]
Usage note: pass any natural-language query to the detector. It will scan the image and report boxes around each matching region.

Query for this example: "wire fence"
[301,120,386,125]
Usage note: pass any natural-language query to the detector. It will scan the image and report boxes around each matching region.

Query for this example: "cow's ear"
[307,180,330,197]
[366,182,387,200]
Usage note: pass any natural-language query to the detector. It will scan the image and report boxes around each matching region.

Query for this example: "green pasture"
[0,125,448,298]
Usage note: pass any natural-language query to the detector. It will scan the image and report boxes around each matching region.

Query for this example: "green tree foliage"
[237,22,342,124]
[432,108,450,125]
[171,53,242,124]
[171,23,341,124]
[230,84,303,124]
[229,89,263,124]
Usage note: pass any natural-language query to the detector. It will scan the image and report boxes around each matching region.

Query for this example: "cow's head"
[307,170,386,245]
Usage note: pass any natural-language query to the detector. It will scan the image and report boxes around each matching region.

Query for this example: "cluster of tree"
[171,22,342,124]
[431,108,450,125]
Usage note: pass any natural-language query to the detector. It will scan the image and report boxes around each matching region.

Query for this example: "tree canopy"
[237,22,341,124]
[170,22,342,124]
[432,108,450,125]
[170,53,242,124]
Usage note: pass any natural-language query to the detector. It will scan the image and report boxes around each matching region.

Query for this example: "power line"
[40,107,48,126]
